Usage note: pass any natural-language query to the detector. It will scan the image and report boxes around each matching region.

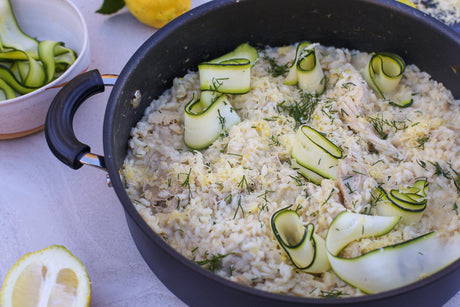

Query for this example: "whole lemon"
[124,0,191,28]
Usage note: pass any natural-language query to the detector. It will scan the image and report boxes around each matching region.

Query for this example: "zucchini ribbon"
[185,43,259,150]
[291,125,342,184]
[326,211,458,294]
[271,206,330,273]
[284,42,326,95]
[362,52,413,107]
[0,0,77,100]
[376,179,428,225]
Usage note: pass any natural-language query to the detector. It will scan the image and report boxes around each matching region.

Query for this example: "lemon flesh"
[397,0,417,8]
[124,0,191,28]
[0,245,91,307]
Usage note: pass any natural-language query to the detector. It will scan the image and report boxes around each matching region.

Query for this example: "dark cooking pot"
[45,0,460,306]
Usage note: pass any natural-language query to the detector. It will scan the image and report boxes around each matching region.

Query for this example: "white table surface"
[0,0,459,306]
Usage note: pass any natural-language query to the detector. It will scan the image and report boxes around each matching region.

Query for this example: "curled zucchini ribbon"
[284,42,326,95]
[363,52,413,107]
[376,179,428,225]
[185,43,258,150]
[326,211,457,294]
[184,93,241,150]
[291,125,342,185]
[199,43,258,94]
[0,0,77,100]
[271,206,330,273]
[199,59,251,94]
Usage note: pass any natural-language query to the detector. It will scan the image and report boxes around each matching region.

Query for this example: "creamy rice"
[122,43,460,297]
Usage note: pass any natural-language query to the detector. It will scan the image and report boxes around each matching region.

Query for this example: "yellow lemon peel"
[125,0,191,28]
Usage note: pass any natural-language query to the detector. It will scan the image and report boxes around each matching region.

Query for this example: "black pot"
[45,0,460,306]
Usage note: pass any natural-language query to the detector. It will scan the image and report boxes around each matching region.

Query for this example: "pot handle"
[45,69,117,170]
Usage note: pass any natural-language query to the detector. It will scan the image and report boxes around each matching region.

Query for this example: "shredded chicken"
[336,144,378,213]
[331,68,402,159]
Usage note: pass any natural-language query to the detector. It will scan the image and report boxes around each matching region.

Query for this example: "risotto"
[122,43,460,298]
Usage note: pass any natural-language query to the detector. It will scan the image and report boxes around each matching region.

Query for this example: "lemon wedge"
[0,245,91,307]
[397,0,417,8]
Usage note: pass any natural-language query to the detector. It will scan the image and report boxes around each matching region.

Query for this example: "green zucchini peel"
[291,125,342,184]
[184,94,241,150]
[284,42,326,95]
[362,52,414,107]
[0,0,77,100]
[271,205,330,273]
[326,211,458,294]
[376,179,428,225]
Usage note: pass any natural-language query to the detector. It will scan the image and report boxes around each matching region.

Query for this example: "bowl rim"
[0,0,89,106]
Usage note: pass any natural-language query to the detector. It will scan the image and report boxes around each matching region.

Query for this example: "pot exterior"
[104,0,460,305]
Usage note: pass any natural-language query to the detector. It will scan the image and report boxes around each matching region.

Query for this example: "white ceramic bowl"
[0,0,89,139]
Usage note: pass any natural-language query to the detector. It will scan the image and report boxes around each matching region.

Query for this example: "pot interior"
[103,0,460,305]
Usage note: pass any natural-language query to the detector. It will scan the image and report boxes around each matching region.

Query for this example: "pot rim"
[104,0,460,304]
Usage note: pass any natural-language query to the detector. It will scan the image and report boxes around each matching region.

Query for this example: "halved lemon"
[0,245,91,307]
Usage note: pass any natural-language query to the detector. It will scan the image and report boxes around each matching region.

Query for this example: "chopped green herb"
[449,165,460,195]
[368,115,388,139]
[319,289,348,298]
[195,252,234,272]
[263,53,290,77]
[276,90,319,128]
[429,161,451,179]
[321,189,334,206]
[341,82,356,90]
[233,196,245,219]
[238,174,253,193]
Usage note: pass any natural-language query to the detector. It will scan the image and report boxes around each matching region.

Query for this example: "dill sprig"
[238,174,253,193]
[368,115,388,139]
[416,136,430,149]
[277,90,319,128]
[179,168,192,206]
[368,115,410,139]
[233,196,245,219]
[263,53,290,77]
[195,252,234,272]
[429,161,451,179]
[449,165,460,195]
[319,289,348,298]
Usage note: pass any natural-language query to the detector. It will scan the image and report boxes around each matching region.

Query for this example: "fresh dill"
[217,109,226,131]
[195,252,234,272]
[321,189,334,206]
[276,90,319,128]
[263,53,290,77]
[416,159,427,169]
[372,159,385,166]
[449,165,460,195]
[453,202,459,215]
[368,115,410,139]
[345,181,354,194]
[341,82,356,90]
[319,289,348,298]
[224,193,233,204]
[429,161,451,179]
[227,152,243,158]
[269,134,281,146]
[257,190,273,222]
[210,77,227,92]
[179,168,192,206]
[368,115,388,139]
[233,196,245,219]
[289,175,305,186]
[238,174,252,193]
[416,136,430,149]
